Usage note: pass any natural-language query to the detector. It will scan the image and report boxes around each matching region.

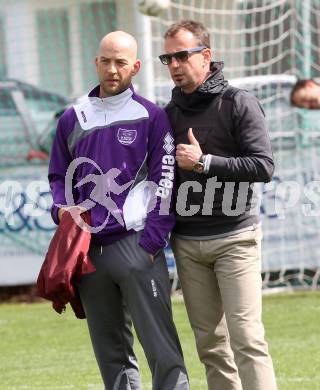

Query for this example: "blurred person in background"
[291,79,320,109]
[48,30,189,390]
[159,19,277,390]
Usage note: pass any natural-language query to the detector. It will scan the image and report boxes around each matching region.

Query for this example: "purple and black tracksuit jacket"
[48,85,176,255]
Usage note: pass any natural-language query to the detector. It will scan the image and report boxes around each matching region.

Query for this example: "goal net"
[152,0,320,83]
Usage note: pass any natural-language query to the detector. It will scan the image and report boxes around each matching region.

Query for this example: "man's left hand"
[176,128,202,170]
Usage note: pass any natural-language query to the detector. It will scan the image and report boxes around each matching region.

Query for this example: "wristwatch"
[193,154,206,173]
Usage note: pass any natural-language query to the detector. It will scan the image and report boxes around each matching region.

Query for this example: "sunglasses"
[159,46,207,65]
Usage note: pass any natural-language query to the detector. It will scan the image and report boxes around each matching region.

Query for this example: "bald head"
[98,31,138,61]
[95,31,140,98]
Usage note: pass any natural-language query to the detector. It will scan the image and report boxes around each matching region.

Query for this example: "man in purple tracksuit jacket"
[48,31,189,390]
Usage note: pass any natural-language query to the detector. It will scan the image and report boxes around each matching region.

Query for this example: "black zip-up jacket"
[166,62,274,237]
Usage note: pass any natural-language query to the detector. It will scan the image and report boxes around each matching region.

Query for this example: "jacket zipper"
[102,98,107,124]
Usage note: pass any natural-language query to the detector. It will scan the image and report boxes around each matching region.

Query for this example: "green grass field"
[1,291,320,390]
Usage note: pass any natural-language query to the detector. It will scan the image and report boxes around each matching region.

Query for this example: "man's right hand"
[58,206,87,222]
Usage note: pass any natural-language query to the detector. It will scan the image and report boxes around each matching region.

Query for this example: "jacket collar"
[170,62,228,112]
[88,85,134,112]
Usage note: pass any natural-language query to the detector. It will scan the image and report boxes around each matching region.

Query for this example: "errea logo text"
[156,155,174,199]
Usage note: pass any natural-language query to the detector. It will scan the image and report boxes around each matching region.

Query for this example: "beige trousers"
[171,227,277,390]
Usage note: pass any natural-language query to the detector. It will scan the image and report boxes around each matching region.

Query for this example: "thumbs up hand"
[188,127,200,147]
[176,128,203,170]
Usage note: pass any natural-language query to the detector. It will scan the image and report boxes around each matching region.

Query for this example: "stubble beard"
[101,77,133,97]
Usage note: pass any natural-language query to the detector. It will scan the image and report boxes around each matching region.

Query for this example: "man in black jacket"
[159,20,277,390]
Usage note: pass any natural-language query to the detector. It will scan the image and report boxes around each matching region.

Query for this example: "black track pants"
[78,232,189,390]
